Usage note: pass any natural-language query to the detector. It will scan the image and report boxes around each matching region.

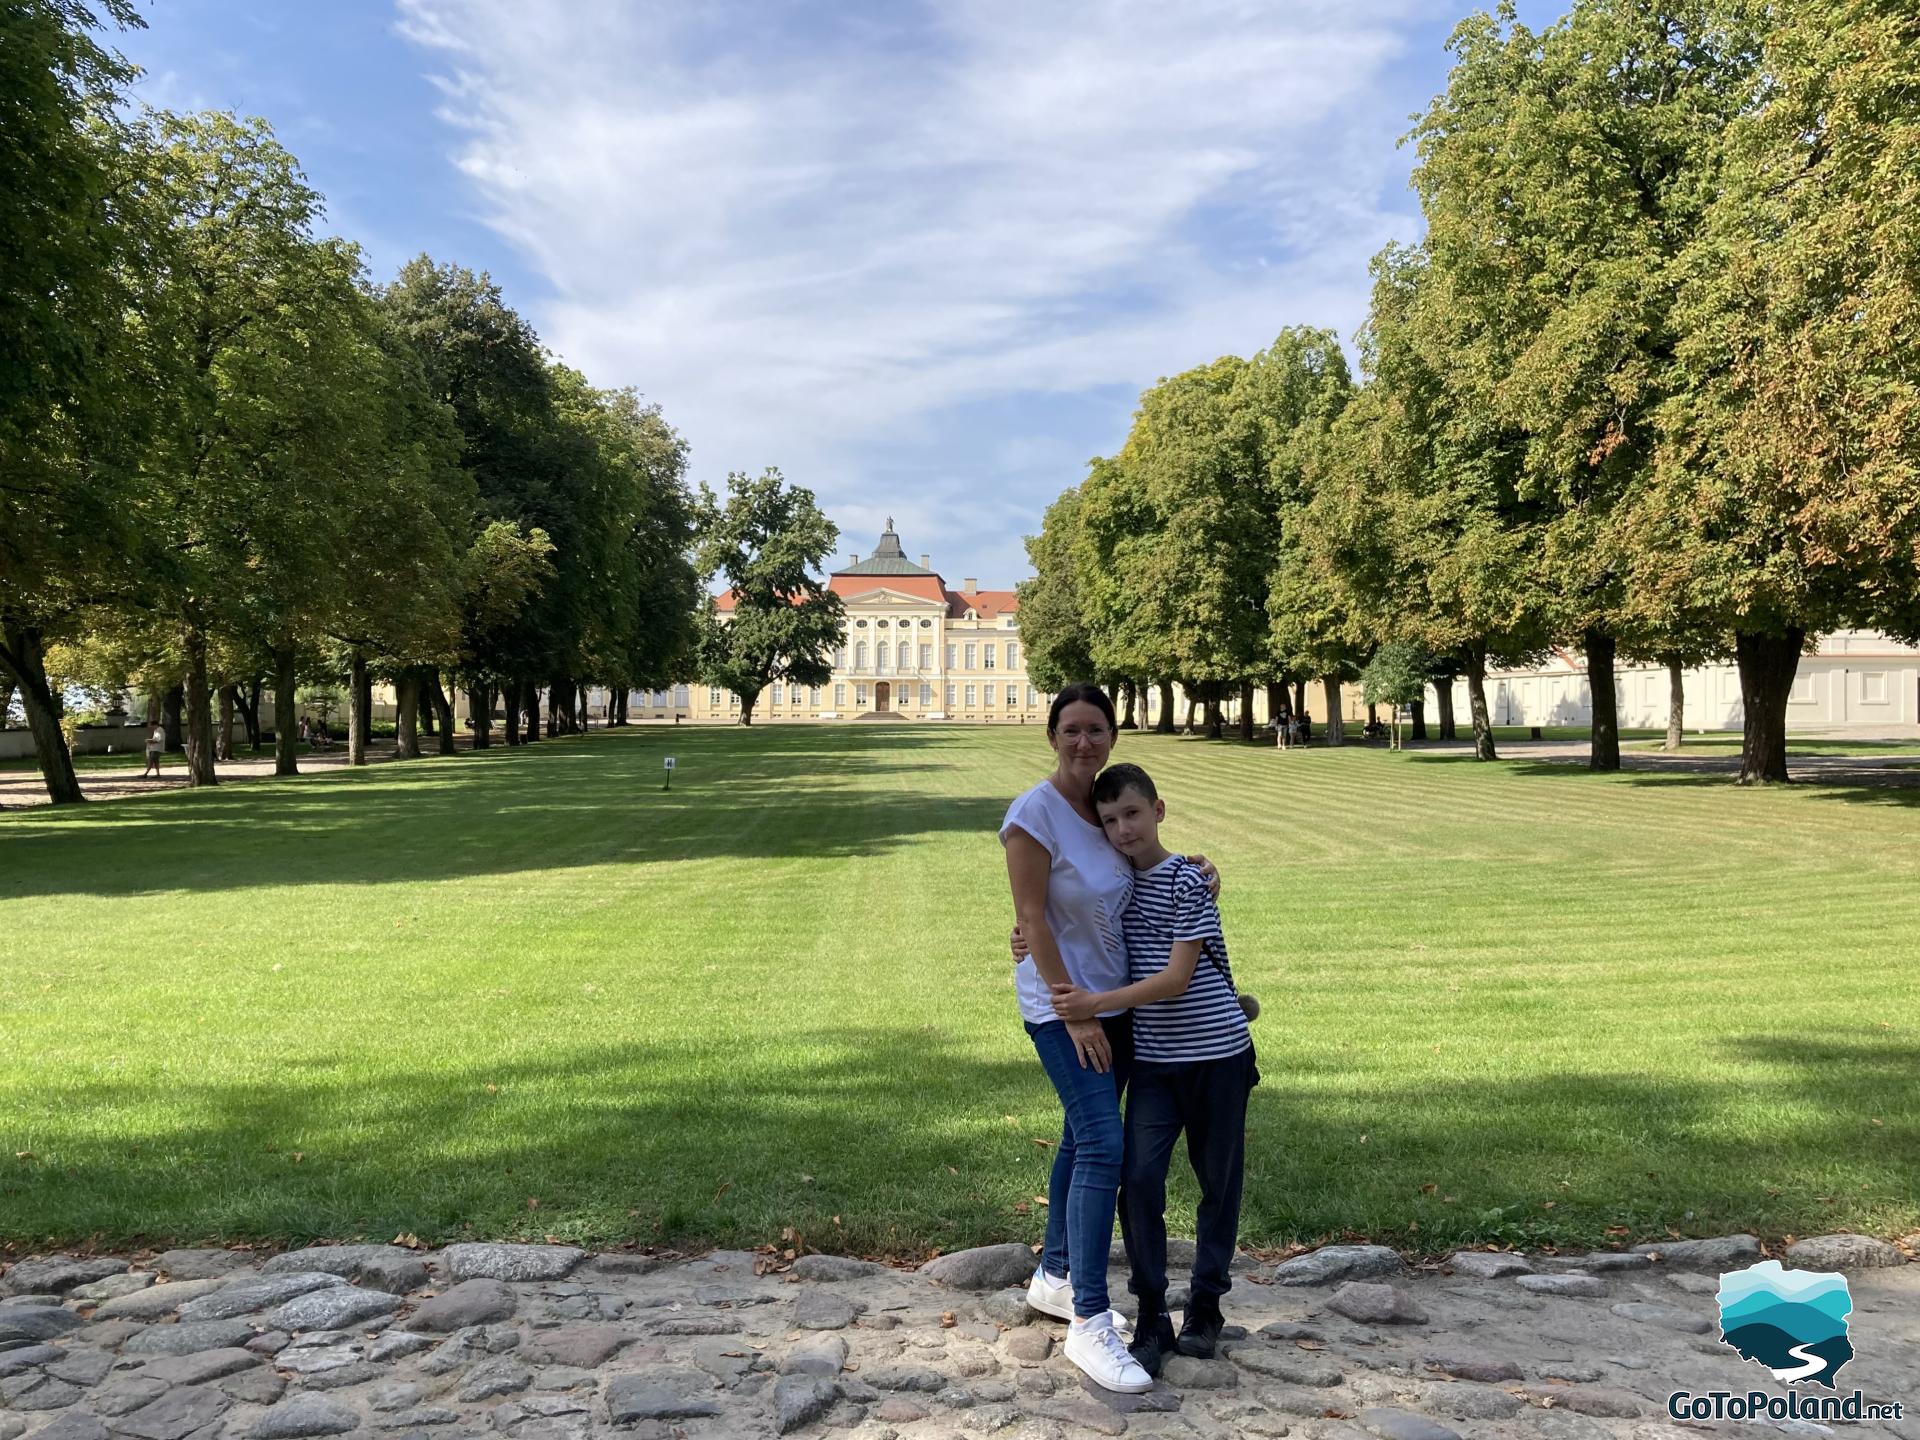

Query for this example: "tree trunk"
[522,680,541,741]
[471,684,492,749]
[184,628,218,787]
[217,685,236,761]
[0,622,83,805]
[1238,681,1255,743]
[1321,676,1346,745]
[614,689,629,725]
[1118,680,1137,730]
[1184,692,1199,733]
[1292,677,1307,718]
[0,675,15,728]
[428,672,456,755]
[1465,645,1497,760]
[1584,627,1620,773]
[504,682,520,746]
[163,684,185,752]
[1663,655,1684,751]
[547,677,569,736]
[1735,629,1802,785]
[1391,705,1403,750]
[394,669,421,760]
[1435,681,1458,740]
[577,683,590,730]
[273,645,300,776]
[739,689,758,726]
[239,678,263,750]
[419,684,437,736]
[1155,680,1176,734]
[348,650,370,766]
[1266,682,1283,732]
[1410,698,1428,741]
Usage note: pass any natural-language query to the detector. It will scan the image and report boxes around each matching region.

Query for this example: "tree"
[1361,642,1428,750]
[1628,0,1920,782]
[697,469,845,725]
[1407,2,1763,772]
[1016,488,1099,696]
[0,1,150,803]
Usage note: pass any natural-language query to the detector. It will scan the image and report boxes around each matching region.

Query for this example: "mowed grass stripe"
[2,724,1915,1254]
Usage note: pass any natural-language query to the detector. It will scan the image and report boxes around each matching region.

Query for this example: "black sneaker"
[1176,1295,1224,1359]
[1128,1311,1177,1378]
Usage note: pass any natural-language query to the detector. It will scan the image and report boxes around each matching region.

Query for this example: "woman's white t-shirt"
[999,778,1133,1025]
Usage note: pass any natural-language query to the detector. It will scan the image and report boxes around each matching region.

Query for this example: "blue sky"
[112,0,1559,588]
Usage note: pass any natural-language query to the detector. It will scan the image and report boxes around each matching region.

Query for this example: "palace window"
[770,683,782,705]
[857,685,869,708]
[919,644,931,669]
[946,644,957,668]
[965,684,977,706]
[964,643,977,668]
[674,685,689,707]
[919,618,932,628]
[834,645,846,668]
[834,683,845,707]
[983,643,996,670]
[855,641,868,670]
[709,687,721,707]
[1006,686,1017,707]
[855,618,868,628]
[876,618,889,629]
[945,684,956,709]
[811,688,823,705]
[876,644,890,674]
[920,683,931,707]
[1026,686,1037,708]
[896,641,909,669]
[1007,642,1020,669]
[984,683,996,705]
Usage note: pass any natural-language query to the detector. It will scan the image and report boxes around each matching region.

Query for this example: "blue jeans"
[1025,1013,1134,1318]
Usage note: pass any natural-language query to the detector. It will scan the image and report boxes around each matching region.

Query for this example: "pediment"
[841,587,945,608]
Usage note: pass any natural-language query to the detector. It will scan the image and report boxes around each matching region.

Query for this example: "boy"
[1049,762,1257,1378]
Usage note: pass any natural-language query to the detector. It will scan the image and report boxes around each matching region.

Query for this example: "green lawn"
[3,725,1916,1259]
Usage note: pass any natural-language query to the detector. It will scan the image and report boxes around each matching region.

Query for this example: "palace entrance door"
[875,682,891,712]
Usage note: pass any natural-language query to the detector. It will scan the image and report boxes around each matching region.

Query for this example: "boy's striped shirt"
[1123,854,1251,1063]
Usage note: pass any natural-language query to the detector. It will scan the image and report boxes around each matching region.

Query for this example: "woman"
[1000,683,1218,1392]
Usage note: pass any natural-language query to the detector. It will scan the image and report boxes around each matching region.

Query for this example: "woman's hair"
[1046,683,1116,737]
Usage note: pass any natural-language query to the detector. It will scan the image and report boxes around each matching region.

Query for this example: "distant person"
[298,715,311,746]
[1274,704,1292,750]
[141,720,164,778]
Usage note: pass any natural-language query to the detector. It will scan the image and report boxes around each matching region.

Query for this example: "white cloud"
[395,0,1431,582]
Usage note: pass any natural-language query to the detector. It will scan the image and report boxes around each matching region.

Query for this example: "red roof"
[711,580,1022,617]
[829,574,949,605]
[948,588,1018,619]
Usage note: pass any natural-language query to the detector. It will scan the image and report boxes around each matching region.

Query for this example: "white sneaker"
[1026,1267,1074,1320]
[1064,1312,1154,1393]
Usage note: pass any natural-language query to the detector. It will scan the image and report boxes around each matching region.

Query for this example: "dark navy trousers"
[1121,1044,1257,1304]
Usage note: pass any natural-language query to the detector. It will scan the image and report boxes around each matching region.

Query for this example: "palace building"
[627,522,1050,724]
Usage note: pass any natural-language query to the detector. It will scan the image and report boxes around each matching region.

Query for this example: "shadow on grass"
[0,727,1020,899]
[4,1024,1913,1256]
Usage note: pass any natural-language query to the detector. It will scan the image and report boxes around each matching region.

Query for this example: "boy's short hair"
[1092,762,1157,807]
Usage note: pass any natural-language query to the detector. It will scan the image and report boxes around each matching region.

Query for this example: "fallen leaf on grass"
[940,1311,956,1328]
[392,1233,424,1250]
[1030,1138,1054,1148]
[1295,1339,1325,1351]
[713,1181,732,1203]
[526,1197,538,1210]
[1033,1196,1049,1207]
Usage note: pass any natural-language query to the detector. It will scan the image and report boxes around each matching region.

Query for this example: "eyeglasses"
[1057,727,1111,744]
